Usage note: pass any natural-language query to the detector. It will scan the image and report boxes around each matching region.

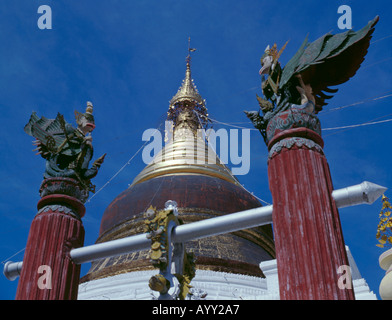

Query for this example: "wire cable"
[86,122,164,204]
[323,112,392,137]
[321,90,392,115]
[322,117,392,131]
[193,110,272,206]
[371,34,392,44]
[193,89,392,134]
[1,247,26,265]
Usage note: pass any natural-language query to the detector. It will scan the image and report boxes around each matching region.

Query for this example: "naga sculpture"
[24,102,105,197]
[245,16,379,143]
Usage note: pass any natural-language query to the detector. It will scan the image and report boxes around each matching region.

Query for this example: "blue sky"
[1,0,391,299]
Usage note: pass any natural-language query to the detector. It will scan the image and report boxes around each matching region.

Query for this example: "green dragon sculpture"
[245,16,379,143]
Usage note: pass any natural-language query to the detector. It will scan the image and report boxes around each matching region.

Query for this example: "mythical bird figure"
[245,16,379,142]
[24,102,105,193]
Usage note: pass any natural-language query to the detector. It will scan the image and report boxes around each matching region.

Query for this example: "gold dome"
[132,110,240,187]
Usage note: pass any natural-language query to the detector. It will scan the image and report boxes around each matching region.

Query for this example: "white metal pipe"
[332,181,387,208]
[70,205,273,264]
[3,181,387,280]
[70,233,150,265]
[172,205,273,243]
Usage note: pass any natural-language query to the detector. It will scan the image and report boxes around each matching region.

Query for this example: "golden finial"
[169,37,204,108]
[166,38,210,130]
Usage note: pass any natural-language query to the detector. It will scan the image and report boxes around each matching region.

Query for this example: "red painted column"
[15,178,86,300]
[266,109,354,300]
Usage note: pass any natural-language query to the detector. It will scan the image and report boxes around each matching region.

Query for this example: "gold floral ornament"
[143,204,196,299]
[148,274,170,295]
[143,205,173,268]
[376,194,392,248]
[174,251,196,300]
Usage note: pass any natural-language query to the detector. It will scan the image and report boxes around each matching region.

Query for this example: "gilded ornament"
[143,202,196,300]
[376,194,392,248]
[167,39,210,129]
[151,242,161,250]
[150,249,162,260]
[149,274,170,294]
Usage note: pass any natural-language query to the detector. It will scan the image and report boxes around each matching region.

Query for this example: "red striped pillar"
[266,109,354,300]
[15,178,86,300]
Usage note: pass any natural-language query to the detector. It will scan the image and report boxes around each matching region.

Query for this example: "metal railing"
[3,181,386,281]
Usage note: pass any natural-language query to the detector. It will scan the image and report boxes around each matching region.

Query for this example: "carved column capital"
[37,177,88,218]
[266,109,324,159]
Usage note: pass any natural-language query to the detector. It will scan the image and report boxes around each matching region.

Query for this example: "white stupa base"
[78,247,376,300]
[78,269,273,300]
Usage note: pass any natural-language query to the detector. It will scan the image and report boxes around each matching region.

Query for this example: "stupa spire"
[167,38,209,128]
